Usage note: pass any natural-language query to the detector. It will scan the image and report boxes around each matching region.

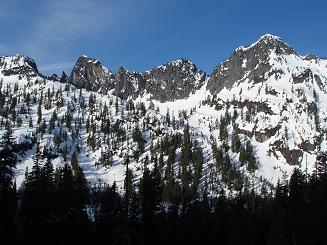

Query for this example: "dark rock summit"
[4,34,314,105]
[59,71,68,83]
[207,34,297,94]
[68,57,206,102]
[113,67,146,99]
[1,34,326,176]
[0,55,39,79]
[143,59,206,102]
[69,55,115,92]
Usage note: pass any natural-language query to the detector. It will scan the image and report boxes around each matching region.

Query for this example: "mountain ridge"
[0,34,326,194]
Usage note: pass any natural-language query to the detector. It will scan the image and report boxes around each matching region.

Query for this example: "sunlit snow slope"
[0,34,326,195]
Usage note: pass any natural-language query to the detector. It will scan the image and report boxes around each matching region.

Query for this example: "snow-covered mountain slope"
[205,34,327,180]
[0,34,326,195]
[0,55,39,79]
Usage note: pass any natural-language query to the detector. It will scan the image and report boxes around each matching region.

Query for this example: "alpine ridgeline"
[1,34,326,195]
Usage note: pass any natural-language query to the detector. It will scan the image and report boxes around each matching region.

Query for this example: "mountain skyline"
[1,32,326,189]
[5,33,325,77]
[2,1,327,244]
[1,0,327,75]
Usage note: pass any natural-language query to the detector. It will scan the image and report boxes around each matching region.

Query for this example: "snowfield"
[1,35,326,196]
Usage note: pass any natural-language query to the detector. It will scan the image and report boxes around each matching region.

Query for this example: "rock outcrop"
[207,34,297,94]
[143,59,206,102]
[68,57,206,102]
[0,55,39,79]
[113,67,145,99]
[69,55,115,92]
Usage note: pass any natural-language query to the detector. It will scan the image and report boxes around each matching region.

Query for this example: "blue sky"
[1,0,326,75]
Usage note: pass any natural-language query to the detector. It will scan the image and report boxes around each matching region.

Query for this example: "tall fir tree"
[0,127,17,240]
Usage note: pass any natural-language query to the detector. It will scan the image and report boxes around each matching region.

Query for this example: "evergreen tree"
[37,101,42,124]
[166,108,171,126]
[192,143,203,198]
[180,124,192,214]
[94,183,123,244]
[70,151,88,211]
[287,168,306,245]
[21,144,44,224]
[65,103,73,129]
[49,110,57,131]
[139,102,146,116]
[139,164,161,223]
[268,180,288,245]
[0,128,16,195]
[132,123,145,154]
[213,189,229,245]
[0,128,17,240]
[315,151,327,178]
[231,128,241,153]
[306,153,327,244]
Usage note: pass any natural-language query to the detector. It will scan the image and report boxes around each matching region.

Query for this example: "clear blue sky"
[1,0,326,75]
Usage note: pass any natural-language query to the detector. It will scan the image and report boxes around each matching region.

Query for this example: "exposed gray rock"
[143,59,206,102]
[304,53,318,61]
[230,100,274,115]
[207,34,297,94]
[69,56,206,102]
[69,55,115,92]
[271,140,303,166]
[299,139,319,153]
[59,71,68,83]
[113,67,146,99]
[255,124,281,143]
[313,74,325,91]
[48,73,59,81]
[292,69,313,84]
[0,55,39,79]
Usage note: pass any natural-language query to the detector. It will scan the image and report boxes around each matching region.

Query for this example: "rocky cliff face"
[69,55,115,92]
[1,34,327,191]
[0,55,39,79]
[113,67,146,99]
[143,59,206,102]
[205,34,327,168]
[207,34,297,94]
[59,71,68,83]
[68,57,206,102]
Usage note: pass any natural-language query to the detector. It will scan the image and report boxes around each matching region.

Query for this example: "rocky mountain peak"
[0,55,39,79]
[66,56,206,102]
[143,58,206,102]
[59,71,68,83]
[1,34,327,200]
[117,66,129,73]
[236,34,296,56]
[207,34,299,94]
[112,59,206,101]
[304,53,318,61]
[153,58,200,74]
[113,66,146,99]
[206,34,327,168]
[69,55,114,92]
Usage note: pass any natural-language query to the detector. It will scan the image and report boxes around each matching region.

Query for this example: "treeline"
[0,80,326,244]
[0,127,327,245]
